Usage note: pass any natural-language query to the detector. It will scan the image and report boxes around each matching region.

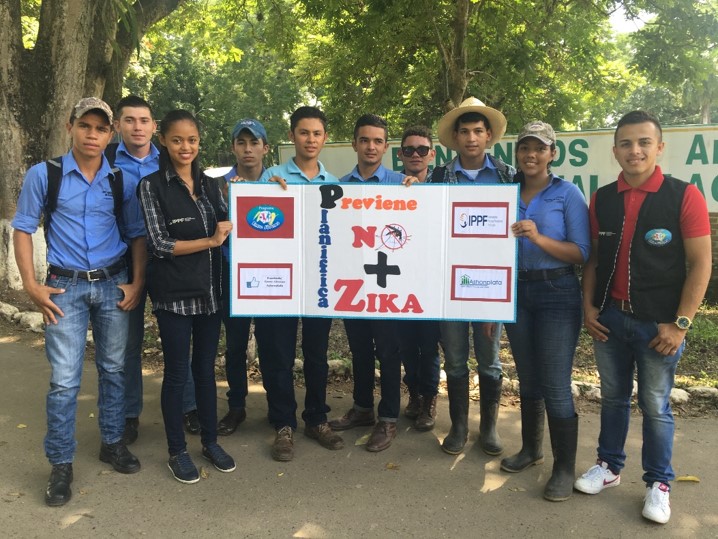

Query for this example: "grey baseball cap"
[71,97,113,124]
[517,121,556,146]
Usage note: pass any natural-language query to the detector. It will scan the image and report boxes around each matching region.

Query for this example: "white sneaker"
[574,461,621,494]
[642,482,671,524]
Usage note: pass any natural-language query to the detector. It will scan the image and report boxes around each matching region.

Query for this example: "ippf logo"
[459,212,489,228]
[247,205,284,232]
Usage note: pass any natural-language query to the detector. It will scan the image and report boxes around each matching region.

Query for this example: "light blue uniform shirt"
[518,174,590,270]
[454,154,498,184]
[113,140,160,189]
[339,164,405,184]
[260,158,338,184]
[12,150,145,270]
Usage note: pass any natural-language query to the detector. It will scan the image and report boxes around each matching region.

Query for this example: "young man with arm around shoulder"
[12,98,146,507]
[574,111,712,524]
[430,98,515,457]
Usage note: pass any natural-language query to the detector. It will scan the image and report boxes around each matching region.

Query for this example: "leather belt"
[48,260,126,281]
[611,298,633,314]
[517,266,574,282]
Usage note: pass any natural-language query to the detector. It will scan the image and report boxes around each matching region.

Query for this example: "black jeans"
[156,309,221,455]
[343,319,402,420]
[254,317,333,429]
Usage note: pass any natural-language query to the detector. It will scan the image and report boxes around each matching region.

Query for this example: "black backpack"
[43,144,123,242]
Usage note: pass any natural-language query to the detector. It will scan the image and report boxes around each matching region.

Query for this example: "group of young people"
[12,94,711,526]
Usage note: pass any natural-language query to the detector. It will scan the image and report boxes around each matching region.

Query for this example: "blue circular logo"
[644,228,672,247]
[247,205,284,231]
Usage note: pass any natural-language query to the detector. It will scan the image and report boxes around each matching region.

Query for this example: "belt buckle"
[86,269,102,282]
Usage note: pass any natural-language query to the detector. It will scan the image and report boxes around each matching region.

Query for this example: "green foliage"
[629,0,718,122]
[124,0,308,166]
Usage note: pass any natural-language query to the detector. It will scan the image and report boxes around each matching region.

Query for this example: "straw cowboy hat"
[437,97,508,150]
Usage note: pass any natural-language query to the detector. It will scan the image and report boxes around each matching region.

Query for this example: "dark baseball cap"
[231,119,268,143]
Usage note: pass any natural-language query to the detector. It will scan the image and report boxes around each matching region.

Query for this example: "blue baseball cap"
[231,119,268,144]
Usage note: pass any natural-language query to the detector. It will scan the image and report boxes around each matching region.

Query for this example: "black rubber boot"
[501,398,545,473]
[478,375,504,456]
[441,376,469,455]
[544,414,578,502]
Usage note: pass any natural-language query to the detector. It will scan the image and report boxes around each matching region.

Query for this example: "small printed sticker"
[644,228,672,246]
[247,205,284,232]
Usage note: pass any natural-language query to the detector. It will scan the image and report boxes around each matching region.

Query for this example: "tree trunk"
[0,0,183,289]
[435,0,473,109]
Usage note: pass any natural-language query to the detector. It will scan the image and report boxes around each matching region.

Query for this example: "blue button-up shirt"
[340,164,405,184]
[260,158,338,184]
[454,154,498,184]
[12,150,145,270]
[113,140,160,189]
[518,174,590,270]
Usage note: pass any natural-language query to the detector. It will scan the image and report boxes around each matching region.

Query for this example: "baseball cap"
[517,121,556,146]
[71,97,113,124]
[231,119,268,143]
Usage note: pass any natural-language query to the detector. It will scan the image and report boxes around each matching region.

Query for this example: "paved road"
[1,337,716,538]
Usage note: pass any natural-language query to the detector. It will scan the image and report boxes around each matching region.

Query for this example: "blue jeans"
[155,309,221,455]
[253,317,333,429]
[399,320,441,396]
[44,269,129,465]
[504,274,581,418]
[343,319,402,420]
[440,321,503,381]
[594,305,683,485]
[125,282,196,419]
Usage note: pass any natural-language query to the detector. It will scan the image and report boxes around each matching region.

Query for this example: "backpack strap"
[109,166,124,222]
[104,142,119,167]
[43,156,64,243]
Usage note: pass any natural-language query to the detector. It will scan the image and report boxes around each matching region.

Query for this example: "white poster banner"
[229,183,519,322]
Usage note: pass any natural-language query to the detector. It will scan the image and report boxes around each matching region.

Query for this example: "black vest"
[594,175,688,322]
[142,170,225,303]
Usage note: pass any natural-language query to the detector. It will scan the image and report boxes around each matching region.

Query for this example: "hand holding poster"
[229,183,519,322]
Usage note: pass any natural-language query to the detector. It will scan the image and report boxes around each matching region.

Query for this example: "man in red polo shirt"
[575,111,712,524]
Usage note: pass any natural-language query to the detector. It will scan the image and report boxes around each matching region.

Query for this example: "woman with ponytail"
[139,110,235,483]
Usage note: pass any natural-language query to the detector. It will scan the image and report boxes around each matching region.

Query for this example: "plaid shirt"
[140,169,226,316]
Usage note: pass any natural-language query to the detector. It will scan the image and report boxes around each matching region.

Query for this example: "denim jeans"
[124,287,197,417]
[253,317,333,429]
[504,274,581,418]
[343,318,402,420]
[155,309,221,455]
[593,305,683,485]
[399,320,441,396]
[440,321,503,381]
[44,269,129,464]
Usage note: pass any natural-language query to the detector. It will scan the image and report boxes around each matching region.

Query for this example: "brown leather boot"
[404,391,422,419]
[414,394,437,431]
[366,421,397,452]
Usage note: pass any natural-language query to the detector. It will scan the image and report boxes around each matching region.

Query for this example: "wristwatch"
[674,316,692,330]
